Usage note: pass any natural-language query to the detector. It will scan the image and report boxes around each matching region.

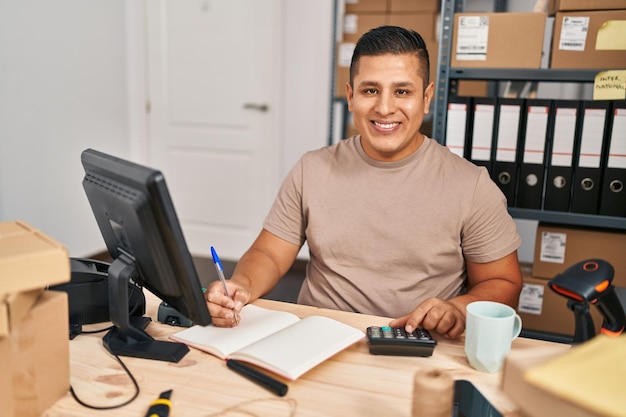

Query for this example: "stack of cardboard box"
[516,223,626,338]
[0,221,71,417]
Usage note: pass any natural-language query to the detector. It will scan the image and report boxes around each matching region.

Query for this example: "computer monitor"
[80,148,212,362]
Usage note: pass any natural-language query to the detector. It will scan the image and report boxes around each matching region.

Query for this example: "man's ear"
[423,81,435,115]
[346,82,354,112]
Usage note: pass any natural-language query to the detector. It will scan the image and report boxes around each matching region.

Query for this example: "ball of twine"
[411,368,454,417]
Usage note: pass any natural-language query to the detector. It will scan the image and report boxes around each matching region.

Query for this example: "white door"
[146,0,282,260]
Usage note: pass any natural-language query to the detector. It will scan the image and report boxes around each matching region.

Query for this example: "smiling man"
[205,26,523,340]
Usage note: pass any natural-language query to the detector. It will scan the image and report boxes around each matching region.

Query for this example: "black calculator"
[366,326,437,357]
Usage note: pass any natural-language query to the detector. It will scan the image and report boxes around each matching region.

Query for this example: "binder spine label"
[608,108,626,169]
[471,104,494,161]
[578,108,606,168]
[495,105,520,163]
[551,107,577,166]
[445,103,468,158]
[524,105,549,164]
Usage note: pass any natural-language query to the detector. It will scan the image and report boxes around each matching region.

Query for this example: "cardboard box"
[523,335,626,416]
[387,12,438,44]
[451,12,546,68]
[389,0,438,13]
[345,0,388,13]
[550,10,626,69]
[518,274,603,337]
[0,336,16,415]
[0,221,70,297]
[6,290,70,417]
[548,0,626,15]
[456,80,489,97]
[501,347,594,417]
[342,13,386,43]
[532,223,626,288]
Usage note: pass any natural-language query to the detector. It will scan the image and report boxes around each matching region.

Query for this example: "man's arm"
[389,251,523,339]
[205,229,301,326]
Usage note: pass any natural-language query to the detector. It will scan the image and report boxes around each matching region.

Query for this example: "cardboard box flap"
[0,221,30,237]
[501,346,595,417]
[524,334,626,416]
[0,221,70,296]
[6,289,43,332]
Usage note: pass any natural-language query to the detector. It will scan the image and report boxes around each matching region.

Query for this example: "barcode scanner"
[549,259,626,344]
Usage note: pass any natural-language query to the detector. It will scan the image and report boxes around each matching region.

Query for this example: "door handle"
[243,103,269,112]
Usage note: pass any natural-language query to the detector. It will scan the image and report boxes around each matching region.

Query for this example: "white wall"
[282,0,334,175]
[0,0,334,257]
[0,0,130,256]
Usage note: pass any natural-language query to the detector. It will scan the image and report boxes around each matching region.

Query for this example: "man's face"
[346,53,434,162]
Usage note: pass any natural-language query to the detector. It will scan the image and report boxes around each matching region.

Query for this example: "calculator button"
[381,326,393,338]
[393,328,406,339]
[369,327,382,338]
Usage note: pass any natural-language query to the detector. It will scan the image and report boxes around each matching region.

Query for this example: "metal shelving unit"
[432,0,626,230]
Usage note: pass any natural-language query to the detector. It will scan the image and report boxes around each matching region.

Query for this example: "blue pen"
[211,246,240,325]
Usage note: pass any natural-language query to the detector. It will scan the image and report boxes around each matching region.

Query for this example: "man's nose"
[374,91,396,115]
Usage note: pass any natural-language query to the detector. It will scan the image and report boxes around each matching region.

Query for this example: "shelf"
[448,68,601,83]
[508,208,626,230]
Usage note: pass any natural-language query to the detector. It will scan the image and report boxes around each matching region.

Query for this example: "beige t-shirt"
[263,136,521,318]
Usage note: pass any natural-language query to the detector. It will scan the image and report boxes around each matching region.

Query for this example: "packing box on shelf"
[387,13,438,44]
[389,0,438,13]
[550,10,626,69]
[532,223,626,288]
[345,0,388,13]
[0,220,70,297]
[341,13,386,43]
[548,0,626,15]
[451,12,546,69]
[518,273,603,337]
[3,290,70,417]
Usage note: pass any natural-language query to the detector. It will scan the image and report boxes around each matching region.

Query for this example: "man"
[206,26,522,339]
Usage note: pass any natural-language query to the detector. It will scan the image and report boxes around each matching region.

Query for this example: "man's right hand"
[204,279,248,327]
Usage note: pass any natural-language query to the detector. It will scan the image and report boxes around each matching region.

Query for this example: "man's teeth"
[375,122,397,129]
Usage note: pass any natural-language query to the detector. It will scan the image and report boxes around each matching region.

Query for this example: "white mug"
[464,301,522,373]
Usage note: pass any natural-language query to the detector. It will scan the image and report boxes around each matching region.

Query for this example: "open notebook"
[170,304,365,380]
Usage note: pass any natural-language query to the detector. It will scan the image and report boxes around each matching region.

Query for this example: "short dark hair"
[349,25,430,87]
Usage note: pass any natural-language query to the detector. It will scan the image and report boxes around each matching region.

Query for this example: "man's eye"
[396,89,409,95]
[363,88,377,94]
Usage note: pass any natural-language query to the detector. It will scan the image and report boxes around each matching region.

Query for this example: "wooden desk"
[44,294,569,417]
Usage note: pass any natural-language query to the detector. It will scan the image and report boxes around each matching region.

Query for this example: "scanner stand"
[103,253,189,363]
[568,299,595,345]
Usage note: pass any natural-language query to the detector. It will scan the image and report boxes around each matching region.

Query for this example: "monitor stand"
[103,253,189,362]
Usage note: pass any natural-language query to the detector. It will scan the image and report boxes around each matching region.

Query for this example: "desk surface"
[44,293,569,417]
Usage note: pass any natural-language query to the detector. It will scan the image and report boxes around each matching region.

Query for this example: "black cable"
[69,351,140,410]
[69,283,143,410]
